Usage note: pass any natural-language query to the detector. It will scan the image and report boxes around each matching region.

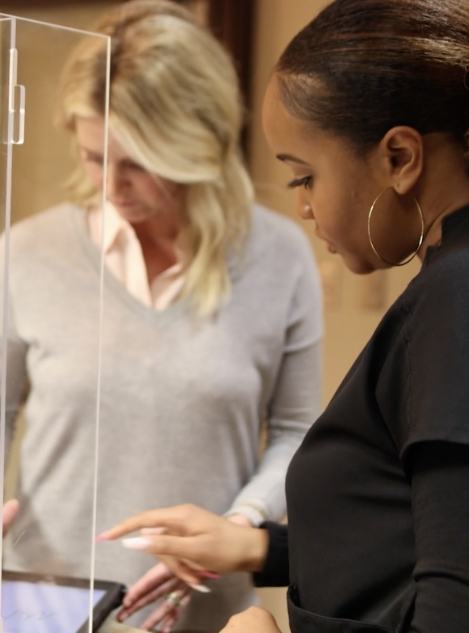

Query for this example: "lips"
[315,228,337,254]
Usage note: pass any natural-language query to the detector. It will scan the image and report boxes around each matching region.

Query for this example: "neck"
[132,212,182,245]
[418,192,469,262]
[416,141,469,261]
[132,215,188,281]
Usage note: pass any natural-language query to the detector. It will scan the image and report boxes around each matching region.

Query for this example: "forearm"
[2,337,28,456]
[229,341,322,524]
[406,441,469,632]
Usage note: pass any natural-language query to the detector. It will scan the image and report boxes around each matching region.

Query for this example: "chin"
[115,206,148,222]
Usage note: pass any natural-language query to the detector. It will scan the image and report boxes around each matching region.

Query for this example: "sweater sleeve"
[392,256,469,457]
[0,292,28,454]
[253,522,290,587]
[405,441,469,632]
[227,236,323,525]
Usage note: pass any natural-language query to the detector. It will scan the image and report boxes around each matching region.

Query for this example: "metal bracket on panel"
[8,48,25,145]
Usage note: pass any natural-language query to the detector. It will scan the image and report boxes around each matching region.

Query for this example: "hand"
[116,512,253,630]
[116,562,194,631]
[226,513,253,527]
[220,607,282,633]
[2,499,19,537]
[98,504,268,587]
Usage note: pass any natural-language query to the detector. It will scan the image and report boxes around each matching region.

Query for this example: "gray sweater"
[2,203,322,631]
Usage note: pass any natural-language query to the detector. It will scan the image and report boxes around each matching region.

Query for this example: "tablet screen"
[1,571,125,633]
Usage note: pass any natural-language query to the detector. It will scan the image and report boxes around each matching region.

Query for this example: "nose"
[298,201,314,221]
[107,163,129,199]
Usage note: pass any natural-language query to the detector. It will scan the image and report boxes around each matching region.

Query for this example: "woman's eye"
[287,176,313,190]
[122,160,145,172]
[83,153,103,165]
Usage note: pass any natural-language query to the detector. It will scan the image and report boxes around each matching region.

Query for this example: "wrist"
[227,513,252,527]
[242,526,269,572]
[225,503,268,527]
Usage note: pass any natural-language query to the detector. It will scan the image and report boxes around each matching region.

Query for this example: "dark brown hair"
[276,0,469,152]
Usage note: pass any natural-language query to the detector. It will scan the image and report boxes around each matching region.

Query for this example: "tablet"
[1,570,126,633]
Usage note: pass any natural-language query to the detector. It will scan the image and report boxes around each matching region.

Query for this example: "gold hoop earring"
[367,188,424,267]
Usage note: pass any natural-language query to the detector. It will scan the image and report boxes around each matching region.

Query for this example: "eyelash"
[84,154,102,164]
[287,176,313,190]
[122,161,145,171]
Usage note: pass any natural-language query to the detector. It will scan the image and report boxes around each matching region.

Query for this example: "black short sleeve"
[401,253,469,457]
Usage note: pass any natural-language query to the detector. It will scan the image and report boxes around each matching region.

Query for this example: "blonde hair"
[59,0,254,315]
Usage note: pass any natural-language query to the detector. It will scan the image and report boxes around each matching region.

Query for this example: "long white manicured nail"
[190,583,211,593]
[121,536,152,550]
[141,527,167,535]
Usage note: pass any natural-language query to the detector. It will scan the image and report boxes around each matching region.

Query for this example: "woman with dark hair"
[101,0,469,631]
[2,2,323,631]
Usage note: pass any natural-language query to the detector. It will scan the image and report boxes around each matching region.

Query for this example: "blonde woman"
[3,1,322,631]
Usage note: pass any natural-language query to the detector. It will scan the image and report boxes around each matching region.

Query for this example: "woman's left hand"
[220,607,282,633]
[116,561,193,631]
[2,499,19,537]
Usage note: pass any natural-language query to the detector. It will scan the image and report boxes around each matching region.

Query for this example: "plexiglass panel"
[0,14,110,632]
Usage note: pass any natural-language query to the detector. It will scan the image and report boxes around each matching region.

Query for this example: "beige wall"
[0,2,120,220]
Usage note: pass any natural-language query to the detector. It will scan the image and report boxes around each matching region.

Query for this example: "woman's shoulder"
[8,202,84,253]
[411,245,469,307]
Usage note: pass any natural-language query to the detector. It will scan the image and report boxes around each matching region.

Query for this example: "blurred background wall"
[0,1,419,631]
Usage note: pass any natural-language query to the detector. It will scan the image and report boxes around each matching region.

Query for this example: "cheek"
[82,162,103,187]
[316,180,363,229]
[136,181,164,206]
[139,176,180,207]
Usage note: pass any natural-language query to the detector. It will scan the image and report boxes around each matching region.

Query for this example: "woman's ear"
[379,126,424,195]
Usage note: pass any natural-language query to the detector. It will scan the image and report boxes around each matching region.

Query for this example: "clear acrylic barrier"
[0,14,110,632]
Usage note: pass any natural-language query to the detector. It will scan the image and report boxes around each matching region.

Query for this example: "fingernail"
[200,570,220,579]
[190,583,211,593]
[141,527,167,535]
[96,533,109,542]
[121,536,152,550]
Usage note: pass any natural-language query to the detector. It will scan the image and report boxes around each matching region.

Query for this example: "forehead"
[262,74,333,167]
[75,116,129,160]
[262,76,308,148]
[262,75,364,170]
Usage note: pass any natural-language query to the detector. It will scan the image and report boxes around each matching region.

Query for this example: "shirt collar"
[424,204,469,266]
[100,201,130,253]
[97,201,186,269]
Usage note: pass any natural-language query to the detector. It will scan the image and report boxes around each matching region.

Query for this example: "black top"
[255,205,469,633]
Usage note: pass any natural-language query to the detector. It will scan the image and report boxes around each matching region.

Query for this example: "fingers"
[97,504,202,541]
[159,554,209,590]
[141,589,192,632]
[118,577,181,620]
[2,499,19,536]
[97,512,171,541]
[123,562,173,606]
[121,533,201,566]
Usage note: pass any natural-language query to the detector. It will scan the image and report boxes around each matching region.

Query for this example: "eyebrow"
[276,153,310,166]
